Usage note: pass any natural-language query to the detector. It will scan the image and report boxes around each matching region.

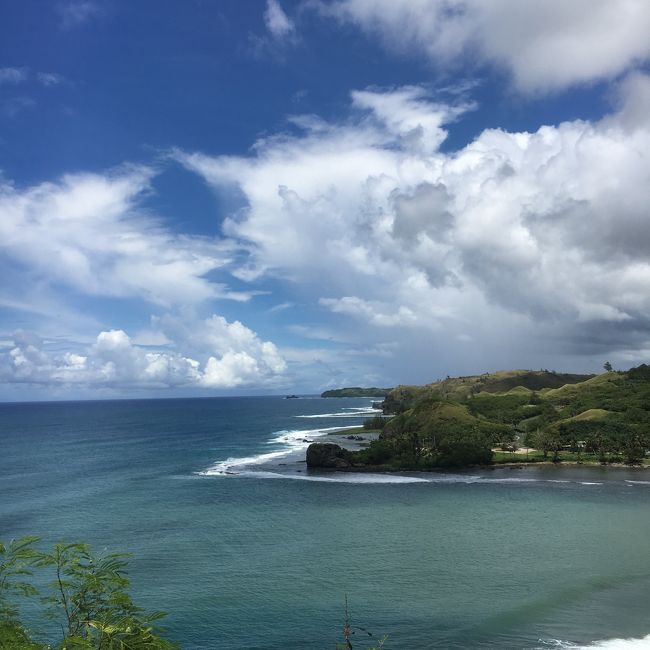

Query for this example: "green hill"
[310,365,650,470]
[350,397,507,469]
[382,370,593,414]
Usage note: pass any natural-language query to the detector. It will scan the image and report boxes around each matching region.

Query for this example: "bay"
[2,396,650,649]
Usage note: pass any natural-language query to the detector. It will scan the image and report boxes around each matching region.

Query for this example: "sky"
[1,0,650,401]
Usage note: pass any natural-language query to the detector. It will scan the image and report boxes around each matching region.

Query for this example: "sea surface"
[2,396,650,649]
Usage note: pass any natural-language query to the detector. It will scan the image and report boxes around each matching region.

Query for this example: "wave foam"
[223,470,430,484]
[542,633,650,649]
[199,425,359,476]
[267,425,358,445]
[296,408,381,418]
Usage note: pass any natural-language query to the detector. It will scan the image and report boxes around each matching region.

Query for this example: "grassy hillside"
[382,370,593,414]
[334,365,650,470]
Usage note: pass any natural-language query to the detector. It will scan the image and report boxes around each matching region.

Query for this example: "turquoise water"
[2,396,650,649]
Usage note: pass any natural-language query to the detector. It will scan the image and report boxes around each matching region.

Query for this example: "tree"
[603,361,613,372]
[532,428,564,461]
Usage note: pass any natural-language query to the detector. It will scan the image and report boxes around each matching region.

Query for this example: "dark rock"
[306,442,352,469]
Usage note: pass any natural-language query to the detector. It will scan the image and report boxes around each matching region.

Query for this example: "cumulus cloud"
[320,0,650,92]
[0,317,287,389]
[177,74,650,369]
[0,165,244,307]
[152,312,287,387]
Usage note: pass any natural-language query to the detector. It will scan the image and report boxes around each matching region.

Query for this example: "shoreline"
[309,460,650,475]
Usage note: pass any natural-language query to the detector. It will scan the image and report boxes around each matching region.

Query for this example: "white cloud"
[0,316,287,390]
[351,85,474,153]
[155,313,287,384]
[268,301,294,313]
[37,72,64,87]
[0,165,243,307]
[321,0,650,92]
[178,74,650,369]
[264,0,296,40]
[0,68,28,84]
[0,68,64,87]
[320,296,419,327]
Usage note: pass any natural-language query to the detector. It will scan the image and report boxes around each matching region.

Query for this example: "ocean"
[1,395,650,649]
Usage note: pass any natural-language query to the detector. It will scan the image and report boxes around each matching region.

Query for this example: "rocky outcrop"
[306,443,352,469]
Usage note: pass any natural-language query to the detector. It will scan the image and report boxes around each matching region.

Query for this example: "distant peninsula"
[320,386,392,398]
[308,367,650,471]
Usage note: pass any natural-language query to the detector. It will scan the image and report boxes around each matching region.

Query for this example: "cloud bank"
[178,74,650,371]
[0,317,286,389]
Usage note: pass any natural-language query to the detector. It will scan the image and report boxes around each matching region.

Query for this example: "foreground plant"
[0,537,176,650]
[0,535,40,621]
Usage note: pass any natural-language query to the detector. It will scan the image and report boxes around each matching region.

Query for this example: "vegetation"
[381,370,593,414]
[352,398,505,469]
[333,365,650,470]
[0,536,176,650]
[321,387,392,398]
[362,415,390,431]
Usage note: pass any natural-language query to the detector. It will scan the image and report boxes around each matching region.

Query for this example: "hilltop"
[307,366,650,470]
[381,369,593,413]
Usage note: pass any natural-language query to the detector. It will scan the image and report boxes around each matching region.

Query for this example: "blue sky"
[1,0,650,400]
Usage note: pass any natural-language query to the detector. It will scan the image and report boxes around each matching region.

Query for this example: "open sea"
[2,395,650,649]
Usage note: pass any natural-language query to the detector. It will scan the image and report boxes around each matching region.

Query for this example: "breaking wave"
[295,405,382,418]
[540,633,650,649]
[198,425,358,476]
